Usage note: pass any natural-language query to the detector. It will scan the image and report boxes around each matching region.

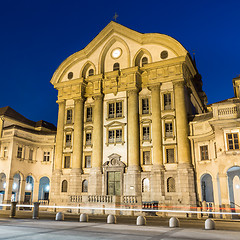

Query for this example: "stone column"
[150,85,165,200]
[150,85,163,166]
[89,95,103,195]
[174,81,196,207]
[92,95,103,169]
[50,100,65,205]
[55,100,66,171]
[174,81,191,164]
[70,98,84,195]
[125,89,140,196]
[72,98,84,171]
[127,89,140,170]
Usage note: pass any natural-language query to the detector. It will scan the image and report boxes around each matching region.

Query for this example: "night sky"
[0,1,239,126]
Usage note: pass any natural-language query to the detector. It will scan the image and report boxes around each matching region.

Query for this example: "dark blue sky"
[0,0,239,126]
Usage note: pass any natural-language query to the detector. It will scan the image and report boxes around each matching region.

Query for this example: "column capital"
[173,80,186,89]
[148,84,161,92]
[93,94,103,101]
[56,99,66,105]
[73,97,85,104]
[127,88,139,96]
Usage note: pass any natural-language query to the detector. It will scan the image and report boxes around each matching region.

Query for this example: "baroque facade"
[1,22,239,216]
[50,21,207,211]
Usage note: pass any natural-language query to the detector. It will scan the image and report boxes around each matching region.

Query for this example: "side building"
[50,21,207,211]
[190,75,240,214]
[0,106,56,206]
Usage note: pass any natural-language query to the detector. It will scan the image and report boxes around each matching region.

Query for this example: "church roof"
[0,106,56,131]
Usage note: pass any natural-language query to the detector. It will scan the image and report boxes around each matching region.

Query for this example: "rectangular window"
[143,151,151,165]
[142,98,149,114]
[29,149,33,160]
[17,146,22,158]
[165,122,173,137]
[116,129,122,142]
[164,93,171,110]
[4,147,8,158]
[66,134,72,147]
[85,155,91,168]
[227,133,239,150]
[64,156,70,168]
[116,102,122,118]
[108,129,122,144]
[108,103,115,118]
[108,101,123,118]
[200,145,209,160]
[86,107,92,122]
[43,152,50,162]
[143,127,150,140]
[66,109,72,123]
[166,149,174,163]
[86,133,92,145]
[108,130,115,143]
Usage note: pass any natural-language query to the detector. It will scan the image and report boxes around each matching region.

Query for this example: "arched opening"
[201,174,214,202]
[38,177,50,202]
[142,178,149,192]
[227,166,240,211]
[133,49,152,67]
[82,180,88,193]
[88,69,94,76]
[167,177,175,192]
[81,62,95,79]
[61,180,68,193]
[12,173,21,202]
[113,63,120,71]
[0,173,6,207]
[141,57,148,67]
[24,175,34,204]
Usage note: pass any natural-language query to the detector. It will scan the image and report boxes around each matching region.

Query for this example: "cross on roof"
[113,12,119,21]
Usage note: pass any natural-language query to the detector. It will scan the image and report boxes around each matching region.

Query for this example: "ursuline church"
[0,22,240,217]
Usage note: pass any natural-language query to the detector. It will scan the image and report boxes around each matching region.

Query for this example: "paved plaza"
[0,218,240,240]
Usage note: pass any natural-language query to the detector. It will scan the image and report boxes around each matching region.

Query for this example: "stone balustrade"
[88,195,113,203]
[122,196,139,204]
[218,106,239,116]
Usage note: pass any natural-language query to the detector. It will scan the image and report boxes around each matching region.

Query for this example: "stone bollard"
[32,202,40,219]
[136,216,146,226]
[79,213,88,222]
[55,212,64,221]
[10,202,17,218]
[107,214,116,224]
[169,217,180,228]
[205,218,215,230]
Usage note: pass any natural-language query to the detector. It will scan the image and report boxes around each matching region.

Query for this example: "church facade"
[0,22,239,217]
[50,21,207,212]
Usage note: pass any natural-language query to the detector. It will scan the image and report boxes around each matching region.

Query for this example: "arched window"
[167,177,175,192]
[142,178,149,192]
[142,57,148,66]
[113,63,120,71]
[88,69,94,76]
[61,180,68,193]
[82,180,88,193]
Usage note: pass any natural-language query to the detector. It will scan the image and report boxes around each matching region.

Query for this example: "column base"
[69,168,82,195]
[177,163,197,206]
[127,165,141,173]
[89,167,103,195]
[150,165,165,200]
